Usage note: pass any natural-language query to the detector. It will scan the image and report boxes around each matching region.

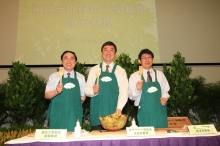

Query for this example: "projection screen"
[15,0,160,65]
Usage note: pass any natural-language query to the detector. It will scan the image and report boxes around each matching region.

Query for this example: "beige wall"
[1,0,220,83]
[0,0,18,65]
[156,0,220,63]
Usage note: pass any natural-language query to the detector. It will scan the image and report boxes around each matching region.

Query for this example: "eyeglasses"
[141,57,152,60]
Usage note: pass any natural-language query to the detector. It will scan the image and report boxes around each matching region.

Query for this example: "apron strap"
[112,64,117,73]
[74,71,77,79]
[154,69,158,82]
[99,63,102,73]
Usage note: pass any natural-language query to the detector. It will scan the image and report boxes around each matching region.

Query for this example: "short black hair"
[101,41,117,52]
[61,50,77,61]
[138,49,154,60]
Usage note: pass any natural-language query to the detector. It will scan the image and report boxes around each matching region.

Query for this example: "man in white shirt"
[45,51,86,132]
[85,41,128,130]
[128,49,170,128]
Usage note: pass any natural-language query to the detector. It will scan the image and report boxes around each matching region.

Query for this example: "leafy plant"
[0,83,7,127]
[210,81,220,126]
[4,61,38,127]
[190,76,213,124]
[190,77,220,126]
[0,126,38,146]
[2,62,49,128]
[82,122,92,132]
[163,52,197,117]
[30,75,49,127]
[115,53,139,78]
[0,66,49,128]
[75,62,88,80]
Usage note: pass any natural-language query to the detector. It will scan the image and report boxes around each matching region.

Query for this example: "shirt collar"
[64,70,74,78]
[102,62,114,72]
[143,68,153,74]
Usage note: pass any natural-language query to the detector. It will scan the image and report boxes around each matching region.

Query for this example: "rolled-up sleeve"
[128,71,142,106]
[115,66,128,110]
[85,65,99,97]
[77,72,86,96]
[45,72,59,93]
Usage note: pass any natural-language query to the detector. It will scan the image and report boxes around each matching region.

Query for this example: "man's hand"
[56,83,63,94]
[93,84,100,95]
[136,80,143,91]
[115,108,122,116]
[160,97,167,106]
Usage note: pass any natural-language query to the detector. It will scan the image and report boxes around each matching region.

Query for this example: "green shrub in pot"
[163,52,197,117]
[3,61,38,127]
[0,83,7,127]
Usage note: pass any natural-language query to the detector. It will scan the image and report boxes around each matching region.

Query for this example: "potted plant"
[163,52,197,118]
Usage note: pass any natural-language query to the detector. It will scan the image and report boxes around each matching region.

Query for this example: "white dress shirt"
[128,68,170,106]
[85,62,128,110]
[45,70,86,96]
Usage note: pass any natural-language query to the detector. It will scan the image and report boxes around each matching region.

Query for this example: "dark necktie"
[67,73,70,78]
[147,71,152,82]
[105,65,110,72]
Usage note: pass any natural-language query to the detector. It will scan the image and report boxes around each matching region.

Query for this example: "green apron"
[46,71,83,132]
[90,63,119,126]
[137,70,168,128]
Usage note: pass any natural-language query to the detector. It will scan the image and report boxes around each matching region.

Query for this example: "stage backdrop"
[15,0,160,65]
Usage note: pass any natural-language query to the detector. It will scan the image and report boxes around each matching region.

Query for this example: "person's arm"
[158,71,170,106]
[45,84,62,99]
[85,65,99,97]
[81,96,86,103]
[160,72,170,99]
[77,72,87,103]
[45,73,61,99]
[115,67,128,112]
[128,72,142,106]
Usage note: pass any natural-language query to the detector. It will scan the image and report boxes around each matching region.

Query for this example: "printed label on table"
[34,129,67,140]
[188,124,217,135]
[126,127,155,136]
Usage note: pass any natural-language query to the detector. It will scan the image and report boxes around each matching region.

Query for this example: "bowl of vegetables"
[99,113,128,131]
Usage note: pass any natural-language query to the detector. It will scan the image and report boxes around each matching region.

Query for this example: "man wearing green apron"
[45,51,86,132]
[85,41,128,130]
[128,49,170,128]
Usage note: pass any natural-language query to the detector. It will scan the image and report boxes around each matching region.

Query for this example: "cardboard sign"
[168,117,192,128]
[126,127,155,136]
[188,124,217,135]
[34,129,67,140]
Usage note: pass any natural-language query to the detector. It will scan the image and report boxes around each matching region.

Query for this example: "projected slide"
[15,0,160,65]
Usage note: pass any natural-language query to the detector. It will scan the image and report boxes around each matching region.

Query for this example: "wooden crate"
[155,117,192,133]
[168,117,192,128]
